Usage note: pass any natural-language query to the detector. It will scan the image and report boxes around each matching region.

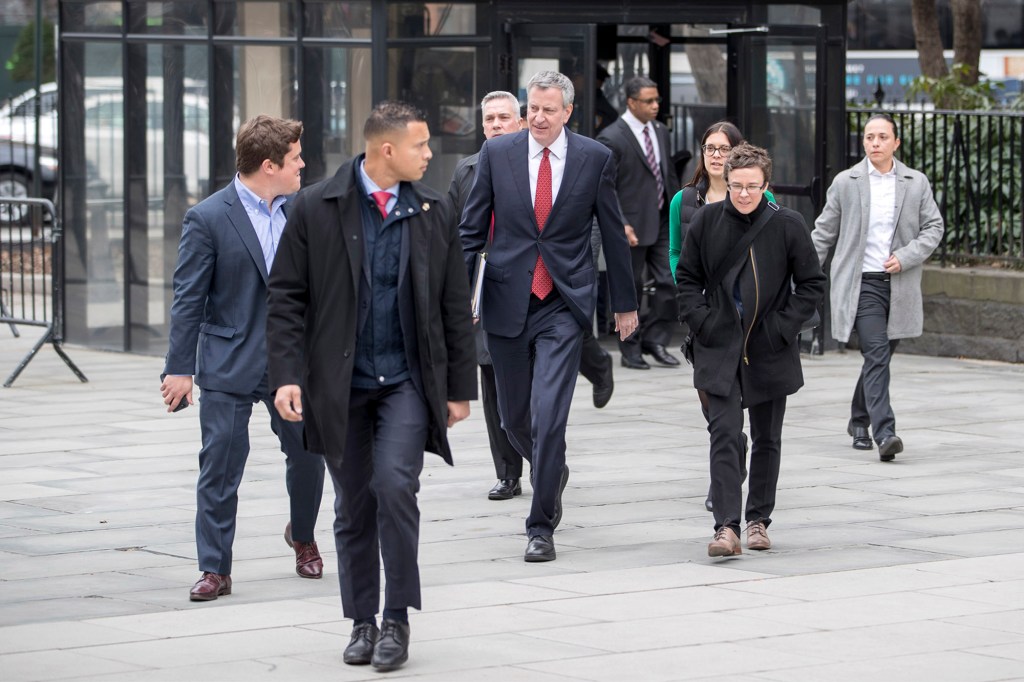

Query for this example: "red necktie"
[531,148,554,300]
[371,190,392,219]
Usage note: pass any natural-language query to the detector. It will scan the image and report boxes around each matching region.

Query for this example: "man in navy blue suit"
[460,71,638,562]
[160,116,326,602]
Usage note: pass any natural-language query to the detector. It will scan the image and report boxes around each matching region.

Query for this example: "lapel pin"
[422,202,430,212]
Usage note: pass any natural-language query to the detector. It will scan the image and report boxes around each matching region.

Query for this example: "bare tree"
[951,0,981,84]
[911,0,949,80]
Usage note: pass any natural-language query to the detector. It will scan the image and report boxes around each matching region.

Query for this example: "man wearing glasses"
[597,76,681,369]
[677,144,825,557]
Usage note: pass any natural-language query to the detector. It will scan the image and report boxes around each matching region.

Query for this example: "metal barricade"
[0,196,87,387]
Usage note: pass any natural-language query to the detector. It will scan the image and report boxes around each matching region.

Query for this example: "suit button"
[343,349,351,357]
[378,375,386,383]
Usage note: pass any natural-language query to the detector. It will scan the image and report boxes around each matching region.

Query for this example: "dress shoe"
[371,619,410,671]
[707,527,742,557]
[878,435,903,462]
[189,572,231,601]
[552,465,570,529]
[343,622,379,665]
[592,353,614,408]
[745,519,771,551]
[488,478,522,500]
[847,421,873,450]
[285,522,323,579]
[706,432,749,513]
[620,355,650,370]
[643,343,681,367]
[525,534,556,562]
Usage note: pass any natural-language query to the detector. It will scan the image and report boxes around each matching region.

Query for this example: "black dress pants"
[480,363,523,479]
[619,212,677,359]
[706,375,786,536]
[328,380,427,620]
[851,277,899,443]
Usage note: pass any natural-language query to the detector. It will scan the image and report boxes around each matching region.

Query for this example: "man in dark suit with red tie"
[460,71,638,562]
[597,76,681,369]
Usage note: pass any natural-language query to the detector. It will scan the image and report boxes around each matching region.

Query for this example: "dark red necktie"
[371,190,392,219]
[531,148,554,299]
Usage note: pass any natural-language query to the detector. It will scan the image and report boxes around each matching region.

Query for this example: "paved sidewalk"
[1,334,1023,682]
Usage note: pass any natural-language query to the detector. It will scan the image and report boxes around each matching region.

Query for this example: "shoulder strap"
[705,201,779,292]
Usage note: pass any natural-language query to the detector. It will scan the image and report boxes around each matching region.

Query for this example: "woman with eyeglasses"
[676,143,825,556]
[668,121,772,512]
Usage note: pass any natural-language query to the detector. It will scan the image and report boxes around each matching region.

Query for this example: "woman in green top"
[669,121,773,512]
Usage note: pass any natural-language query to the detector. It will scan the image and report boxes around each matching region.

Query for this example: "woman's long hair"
[686,121,745,188]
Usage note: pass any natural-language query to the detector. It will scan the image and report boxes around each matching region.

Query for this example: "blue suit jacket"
[163,181,277,394]
[459,129,637,337]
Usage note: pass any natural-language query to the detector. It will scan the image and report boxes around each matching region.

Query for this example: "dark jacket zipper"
[742,246,760,365]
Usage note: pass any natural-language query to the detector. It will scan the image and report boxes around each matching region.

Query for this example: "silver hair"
[480,90,520,112]
[526,70,574,108]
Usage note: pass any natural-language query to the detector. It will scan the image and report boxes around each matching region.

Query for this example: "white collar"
[528,126,568,160]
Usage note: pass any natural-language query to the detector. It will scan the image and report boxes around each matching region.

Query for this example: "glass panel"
[767,5,822,25]
[214,0,297,38]
[301,47,373,185]
[138,2,209,35]
[303,1,372,39]
[63,42,125,349]
[389,46,482,190]
[132,43,211,353]
[667,41,727,182]
[233,45,298,122]
[79,1,123,33]
[389,3,478,37]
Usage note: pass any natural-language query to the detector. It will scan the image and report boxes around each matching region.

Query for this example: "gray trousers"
[851,278,900,443]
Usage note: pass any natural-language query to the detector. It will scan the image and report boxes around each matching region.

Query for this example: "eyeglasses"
[727,183,766,194]
[631,96,662,105]
[702,144,732,157]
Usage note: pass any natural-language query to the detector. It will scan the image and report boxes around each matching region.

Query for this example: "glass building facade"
[57,0,846,353]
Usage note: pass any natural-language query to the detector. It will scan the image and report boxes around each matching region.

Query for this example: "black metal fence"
[0,196,87,386]
[847,108,1024,268]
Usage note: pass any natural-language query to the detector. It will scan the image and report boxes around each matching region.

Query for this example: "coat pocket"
[199,323,236,338]
[568,266,595,288]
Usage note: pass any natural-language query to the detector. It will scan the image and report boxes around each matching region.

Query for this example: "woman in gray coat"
[812,113,944,461]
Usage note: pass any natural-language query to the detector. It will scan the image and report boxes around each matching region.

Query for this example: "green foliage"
[905,64,1004,111]
[7,20,56,83]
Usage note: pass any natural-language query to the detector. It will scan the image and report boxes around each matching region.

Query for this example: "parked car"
[1,80,212,208]
[0,83,59,222]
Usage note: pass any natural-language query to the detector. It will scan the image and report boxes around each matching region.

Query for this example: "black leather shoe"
[848,422,873,450]
[621,355,650,370]
[552,465,570,528]
[343,622,380,665]
[525,535,556,562]
[371,619,410,671]
[878,435,903,462]
[592,353,614,408]
[643,343,681,367]
[488,478,522,500]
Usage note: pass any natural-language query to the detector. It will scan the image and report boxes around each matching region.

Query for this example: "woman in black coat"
[677,144,825,557]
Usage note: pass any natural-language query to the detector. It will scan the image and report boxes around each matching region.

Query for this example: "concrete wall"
[899,264,1024,364]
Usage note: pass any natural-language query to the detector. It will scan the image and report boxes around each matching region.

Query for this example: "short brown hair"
[725,143,772,185]
[363,100,428,140]
[235,115,303,175]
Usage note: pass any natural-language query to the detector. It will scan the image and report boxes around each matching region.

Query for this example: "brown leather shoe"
[189,572,231,601]
[745,519,772,551]
[285,522,323,579]
[707,527,742,557]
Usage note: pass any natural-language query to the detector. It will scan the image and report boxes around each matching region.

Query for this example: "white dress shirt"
[234,174,287,274]
[621,109,661,165]
[864,163,897,272]
[528,127,568,207]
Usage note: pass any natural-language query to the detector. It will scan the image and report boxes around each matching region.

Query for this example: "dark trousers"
[578,326,611,385]
[851,278,899,443]
[196,383,325,575]
[619,213,677,358]
[480,363,523,479]
[706,375,786,535]
[488,295,583,537]
[327,380,428,619]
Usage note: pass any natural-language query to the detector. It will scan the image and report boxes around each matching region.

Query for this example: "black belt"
[862,272,890,281]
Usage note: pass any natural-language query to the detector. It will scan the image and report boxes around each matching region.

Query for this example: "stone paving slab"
[1,335,1023,681]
